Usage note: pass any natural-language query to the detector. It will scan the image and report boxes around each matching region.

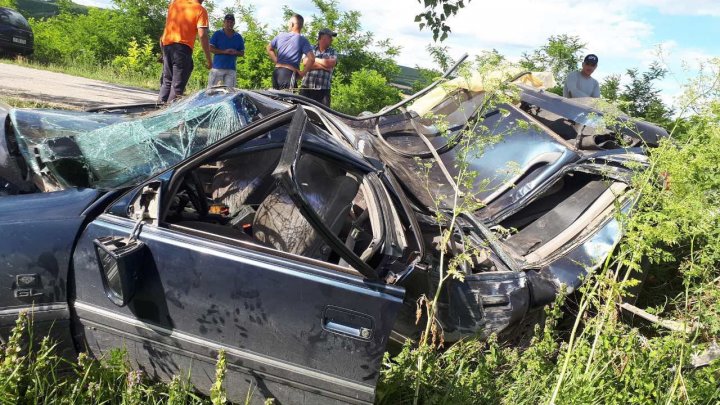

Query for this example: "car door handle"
[322,306,374,340]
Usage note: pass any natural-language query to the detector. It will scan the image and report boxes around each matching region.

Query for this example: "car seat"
[252,153,360,262]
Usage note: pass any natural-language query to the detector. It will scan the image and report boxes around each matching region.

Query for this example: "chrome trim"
[73,301,375,395]
[0,303,68,316]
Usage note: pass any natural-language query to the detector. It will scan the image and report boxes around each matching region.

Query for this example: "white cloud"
[630,0,720,16]
[72,0,716,108]
[225,0,657,69]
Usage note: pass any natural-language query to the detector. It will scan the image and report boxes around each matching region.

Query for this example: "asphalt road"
[0,63,158,108]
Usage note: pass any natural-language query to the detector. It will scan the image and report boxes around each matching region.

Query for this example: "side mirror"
[93,181,160,307]
[93,236,147,307]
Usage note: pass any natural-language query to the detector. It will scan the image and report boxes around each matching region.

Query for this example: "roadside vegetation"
[0,313,235,404]
[1,0,403,114]
[375,57,720,403]
[2,0,720,403]
[0,95,71,109]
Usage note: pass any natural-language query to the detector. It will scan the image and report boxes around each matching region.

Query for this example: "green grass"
[0,312,234,404]
[0,94,76,109]
[1,54,162,91]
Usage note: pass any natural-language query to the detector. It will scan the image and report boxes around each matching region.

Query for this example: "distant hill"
[393,65,422,89]
[14,0,89,19]
[391,65,424,93]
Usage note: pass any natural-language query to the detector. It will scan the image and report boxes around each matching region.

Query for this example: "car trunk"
[374,95,580,212]
[498,170,628,263]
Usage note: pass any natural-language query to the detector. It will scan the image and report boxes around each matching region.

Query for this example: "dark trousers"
[272,67,297,90]
[158,43,194,103]
[299,88,331,107]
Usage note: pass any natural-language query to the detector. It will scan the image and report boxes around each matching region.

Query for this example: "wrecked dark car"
[0,61,668,404]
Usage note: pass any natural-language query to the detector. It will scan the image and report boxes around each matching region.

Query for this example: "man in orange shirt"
[158,0,213,103]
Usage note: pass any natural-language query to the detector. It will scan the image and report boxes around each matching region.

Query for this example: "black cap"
[224,13,235,21]
[318,28,337,38]
[584,54,598,65]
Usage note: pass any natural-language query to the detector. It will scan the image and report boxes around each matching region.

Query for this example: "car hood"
[7,90,288,191]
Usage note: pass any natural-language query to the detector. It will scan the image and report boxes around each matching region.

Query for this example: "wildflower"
[127,369,144,389]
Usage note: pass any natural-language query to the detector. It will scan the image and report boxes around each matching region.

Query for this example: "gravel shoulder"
[0,63,158,109]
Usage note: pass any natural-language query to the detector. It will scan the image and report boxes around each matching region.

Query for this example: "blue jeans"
[208,68,237,88]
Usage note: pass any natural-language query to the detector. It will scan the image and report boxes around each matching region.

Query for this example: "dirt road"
[0,63,158,108]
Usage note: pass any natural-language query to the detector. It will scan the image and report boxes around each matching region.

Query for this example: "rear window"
[0,8,31,31]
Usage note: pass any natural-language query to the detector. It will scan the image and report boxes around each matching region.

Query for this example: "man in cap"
[159,0,212,103]
[207,13,245,88]
[266,14,315,90]
[563,54,600,99]
[299,28,338,107]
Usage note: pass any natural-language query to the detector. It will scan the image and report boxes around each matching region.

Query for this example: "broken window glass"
[9,91,290,190]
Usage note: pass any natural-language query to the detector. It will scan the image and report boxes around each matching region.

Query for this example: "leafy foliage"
[520,34,586,95]
[0,312,226,404]
[230,4,274,90]
[378,57,720,404]
[600,73,621,101]
[111,37,162,78]
[331,68,402,115]
[0,0,17,10]
[414,0,469,42]
[303,0,401,85]
[600,63,674,127]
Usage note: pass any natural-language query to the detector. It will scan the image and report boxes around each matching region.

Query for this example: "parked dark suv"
[0,7,33,55]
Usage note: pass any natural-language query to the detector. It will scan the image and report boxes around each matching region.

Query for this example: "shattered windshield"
[10,90,289,190]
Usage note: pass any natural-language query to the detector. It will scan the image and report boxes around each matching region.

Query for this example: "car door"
[0,188,101,360]
[70,110,404,405]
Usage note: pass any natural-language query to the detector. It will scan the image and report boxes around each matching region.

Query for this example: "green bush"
[331,68,402,115]
[112,37,161,78]
[30,7,140,65]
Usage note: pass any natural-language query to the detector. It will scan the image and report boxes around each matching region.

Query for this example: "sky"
[76,0,717,106]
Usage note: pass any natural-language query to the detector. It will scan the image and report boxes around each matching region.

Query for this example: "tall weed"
[377,59,720,405]
[0,312,234,404]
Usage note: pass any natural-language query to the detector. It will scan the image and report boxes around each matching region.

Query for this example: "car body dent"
[0,69,667,402]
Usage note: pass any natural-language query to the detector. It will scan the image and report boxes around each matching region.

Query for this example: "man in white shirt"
[563,54,600,98]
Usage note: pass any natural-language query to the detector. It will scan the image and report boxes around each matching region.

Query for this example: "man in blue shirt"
[266,14,315,90]
[208,14,245,88]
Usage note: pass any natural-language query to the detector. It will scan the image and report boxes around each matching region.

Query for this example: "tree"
[414,0,469,42]
[600,74,621,102]
[303,0,400,85]
[520,34,586,95]
[618,63,673,126]
[225,3,274,89]
[112,0,169,42]
[0,0,18,10]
